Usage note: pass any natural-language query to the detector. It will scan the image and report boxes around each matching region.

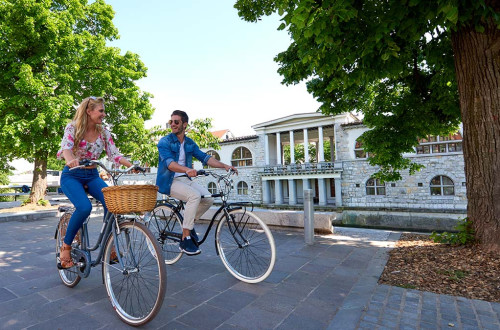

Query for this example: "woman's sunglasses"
[86,96,104,113]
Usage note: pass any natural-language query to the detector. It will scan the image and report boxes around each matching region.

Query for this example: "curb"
[0,210,58,222]
[0,206,106,223]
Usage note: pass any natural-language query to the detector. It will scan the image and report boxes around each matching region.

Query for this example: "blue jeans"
[60,166,108,245]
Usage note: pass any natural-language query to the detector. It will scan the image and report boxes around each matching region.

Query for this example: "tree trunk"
[451,20,500,251]
[29,157,48,203]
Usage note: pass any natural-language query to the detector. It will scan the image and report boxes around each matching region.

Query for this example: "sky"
[105,0,321,136]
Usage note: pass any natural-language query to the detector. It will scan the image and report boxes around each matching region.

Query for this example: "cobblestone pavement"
[0,214,499,330]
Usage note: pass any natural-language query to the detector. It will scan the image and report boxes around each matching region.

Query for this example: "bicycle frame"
[57,207,131,278]
[59,159,146,277]
[155,196,255,249]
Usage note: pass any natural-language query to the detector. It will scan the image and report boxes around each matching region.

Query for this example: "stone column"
[318,126,325,162]
[288,179,297,205]
[262,180,271,204]
[289,130,295,164]
[302,178,310,190]
[276,132,281,165]
[303,128,309,163]
[318,178,327,206]
[334,178,342,207]
[264,134,270,165]
[275,179,283,204]
[330,136,335,161]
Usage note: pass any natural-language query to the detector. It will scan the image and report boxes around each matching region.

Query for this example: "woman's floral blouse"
[57,122,123,165]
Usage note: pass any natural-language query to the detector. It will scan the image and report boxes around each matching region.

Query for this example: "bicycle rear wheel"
[55,212,81,288]
[149,204,183,264]
[216,209,276,283]
[102,220,166,326]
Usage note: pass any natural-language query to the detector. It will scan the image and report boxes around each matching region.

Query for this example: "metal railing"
[260,161,342,176]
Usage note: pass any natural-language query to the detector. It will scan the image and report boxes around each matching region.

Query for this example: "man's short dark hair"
[171,110,189,123]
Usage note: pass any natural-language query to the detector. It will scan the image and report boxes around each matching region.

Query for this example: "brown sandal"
[110,248,121,264]
[58,244,75,269]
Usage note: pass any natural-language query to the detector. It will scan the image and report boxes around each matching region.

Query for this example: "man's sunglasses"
[168,119,182,125]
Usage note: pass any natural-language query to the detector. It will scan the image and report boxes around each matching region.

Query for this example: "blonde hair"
[72,96,105,154]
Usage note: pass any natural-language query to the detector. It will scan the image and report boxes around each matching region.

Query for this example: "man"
[156,110,238,255]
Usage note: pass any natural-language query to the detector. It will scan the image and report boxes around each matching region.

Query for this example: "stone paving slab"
[0,215,499,329]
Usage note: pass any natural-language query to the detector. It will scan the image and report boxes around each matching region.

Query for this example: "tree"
[132,118,221,168]
[0,0,154,203]
[234,0,500,250]
[283,140,331,163]
[0,157,13,201]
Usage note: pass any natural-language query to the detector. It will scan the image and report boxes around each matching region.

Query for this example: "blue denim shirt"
[156,133,211,195]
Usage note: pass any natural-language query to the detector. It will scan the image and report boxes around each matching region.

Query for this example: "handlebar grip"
[79,159,92,166]
[136,166,146,173]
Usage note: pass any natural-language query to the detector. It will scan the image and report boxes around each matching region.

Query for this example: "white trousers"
[169,177,214,230]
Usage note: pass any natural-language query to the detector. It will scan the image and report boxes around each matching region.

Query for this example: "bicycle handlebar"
[178,169,236,179]
[70,159,146,185]
[71,159,144,173]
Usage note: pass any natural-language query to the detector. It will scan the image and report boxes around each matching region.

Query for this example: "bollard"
[303,189,314,245]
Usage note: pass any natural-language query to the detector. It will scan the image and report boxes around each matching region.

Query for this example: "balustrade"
[260,162,339,176]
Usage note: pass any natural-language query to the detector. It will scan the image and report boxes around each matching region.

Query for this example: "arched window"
[354,139,368,159]
[231,147,252,167]
[366,178,385,195]
[204,150,220,169]
[416,132,463,154]
[237,181,248,195]
[207,182,217,194]
[430,175,454,196]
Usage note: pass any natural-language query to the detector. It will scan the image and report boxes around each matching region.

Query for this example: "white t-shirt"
[174,141,186,178]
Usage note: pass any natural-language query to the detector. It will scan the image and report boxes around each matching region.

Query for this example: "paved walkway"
[0,212,499,329]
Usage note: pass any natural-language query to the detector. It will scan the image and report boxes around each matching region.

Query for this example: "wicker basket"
[102,185,158,214]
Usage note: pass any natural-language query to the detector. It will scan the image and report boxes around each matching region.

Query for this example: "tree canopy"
[235,0,499,180]
[0,0,154,201]
[134,118,221,168]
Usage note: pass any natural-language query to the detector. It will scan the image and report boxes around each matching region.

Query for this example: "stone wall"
[195,137,264,203]
[340,208,466,232]
[195,167,262,203]
[340,155,467,211]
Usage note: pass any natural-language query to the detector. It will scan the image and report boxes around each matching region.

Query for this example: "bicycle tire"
[55,212,82,288]
[216,209,276,283]
[102,220,166,326]
[149,204,183,264]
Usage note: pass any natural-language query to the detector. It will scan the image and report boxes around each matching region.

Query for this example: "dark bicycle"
[55,160,166,326]
[148,169,276,283]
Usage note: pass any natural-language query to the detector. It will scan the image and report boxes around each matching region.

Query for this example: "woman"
[57,96,133,268]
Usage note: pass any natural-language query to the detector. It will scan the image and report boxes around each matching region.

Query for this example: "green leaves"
[440,4,459,24]
[128,118,221,168]
[234,0,495,181]
[0,0,154,199]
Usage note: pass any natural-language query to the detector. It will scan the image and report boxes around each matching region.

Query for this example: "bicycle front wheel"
[216,209,276,283]
[102,220,166,326]
[149,204,183,264]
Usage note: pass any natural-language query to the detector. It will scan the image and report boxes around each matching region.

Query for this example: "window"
[354,139,368,159]
[231,147,252,167]
[416,132,463,154]
[366,178,385,195]
[208,182,217,194]
[237,181,248,195]
[430,175,454,196]
[204,150,220,168]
